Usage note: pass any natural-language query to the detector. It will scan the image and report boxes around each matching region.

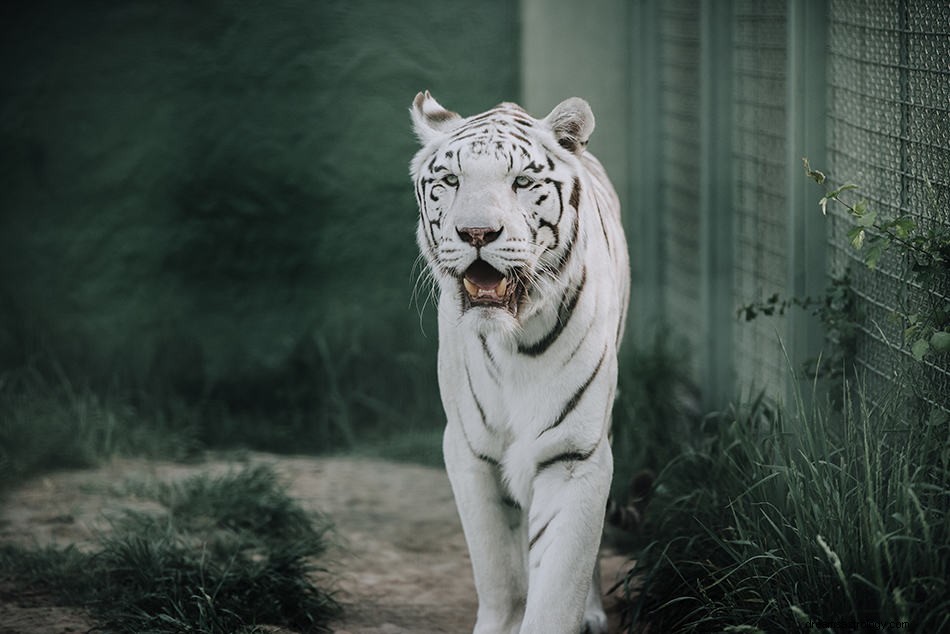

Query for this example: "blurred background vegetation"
[0,0,522,475]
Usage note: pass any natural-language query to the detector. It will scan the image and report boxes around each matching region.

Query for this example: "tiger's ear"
[411,91,462,144]
[543,97,595,155]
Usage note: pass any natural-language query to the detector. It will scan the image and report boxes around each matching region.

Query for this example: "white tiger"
[409,91,630,634]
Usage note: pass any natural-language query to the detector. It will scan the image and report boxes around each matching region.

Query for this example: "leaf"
[829,183,859,198]
[852,199,868,216]
[911,338,930,361]
[930,331,950,353]
[819,197,829,216]
[865,241,885,269]
[892,216,916,239]
[802,157,825,184]
[848,226,865,249]
[856,210,877,227]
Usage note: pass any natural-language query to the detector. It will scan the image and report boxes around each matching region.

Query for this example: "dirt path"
[0,453,634,633]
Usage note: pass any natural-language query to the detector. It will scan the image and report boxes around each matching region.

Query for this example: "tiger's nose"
[457,226,502,248]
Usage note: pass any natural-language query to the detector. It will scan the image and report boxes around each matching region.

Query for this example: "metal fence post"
[785,0,828,412]
[700,0,736,411]
[629,0,663,343]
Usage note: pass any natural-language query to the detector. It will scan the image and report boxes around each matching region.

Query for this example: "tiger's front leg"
[520,441,612,634]
[443,419,527,634]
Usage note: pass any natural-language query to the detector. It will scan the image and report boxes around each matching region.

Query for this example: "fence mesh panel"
[659,0,702,376]
[647,0,947,410]
[827,0,950,414]
[731,0,790,402]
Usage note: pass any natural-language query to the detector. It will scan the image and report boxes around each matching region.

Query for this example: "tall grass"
[611,335,701,503]
[0,317,446,488]
[0,464,340,633]
[620,378,949,632]
[0,359,201,487]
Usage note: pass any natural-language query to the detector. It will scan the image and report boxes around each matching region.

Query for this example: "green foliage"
[620,386,950,633]
[738,273,859,390]
[0,358,201,488]
[0,0,518,447]
[611,335,701,504]
[740,160,948,413]
[0,465,340,633]
[804,158,950,362]
[0,323,445,488]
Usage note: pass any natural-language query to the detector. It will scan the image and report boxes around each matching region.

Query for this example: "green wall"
[0,1,518,424]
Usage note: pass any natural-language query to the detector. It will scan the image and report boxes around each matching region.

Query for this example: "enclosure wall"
[573,0,950,410]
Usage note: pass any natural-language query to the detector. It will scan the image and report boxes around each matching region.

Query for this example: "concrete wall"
[520,0,631,213]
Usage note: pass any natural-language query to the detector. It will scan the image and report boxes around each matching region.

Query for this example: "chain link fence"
[732,0,790,402]
[643,0,948,410]
[826,0,950,414]
[659,0,703,379]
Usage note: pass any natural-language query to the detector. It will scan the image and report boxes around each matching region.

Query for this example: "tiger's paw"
[581,608,608,634]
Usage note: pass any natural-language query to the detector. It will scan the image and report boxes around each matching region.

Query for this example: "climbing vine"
[740,159,949,392]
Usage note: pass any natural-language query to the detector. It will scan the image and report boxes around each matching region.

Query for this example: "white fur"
[410,92,630,634]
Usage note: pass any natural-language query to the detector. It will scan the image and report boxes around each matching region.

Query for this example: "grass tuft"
[0,464,340,633]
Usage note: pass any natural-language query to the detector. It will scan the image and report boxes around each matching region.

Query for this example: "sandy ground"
[0,453,635,633]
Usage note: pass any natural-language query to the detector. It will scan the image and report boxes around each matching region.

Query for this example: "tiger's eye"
[514,175,533,188]
[443,174,459,186]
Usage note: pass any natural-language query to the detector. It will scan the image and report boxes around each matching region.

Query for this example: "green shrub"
[0,465,340,633]
[620,382,949,632]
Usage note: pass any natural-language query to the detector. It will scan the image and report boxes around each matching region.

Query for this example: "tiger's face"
[410,92,594,328]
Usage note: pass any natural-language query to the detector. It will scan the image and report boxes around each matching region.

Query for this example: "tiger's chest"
[439,277,612,444]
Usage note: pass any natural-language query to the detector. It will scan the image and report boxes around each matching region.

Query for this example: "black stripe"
[569,177,581,210]
[564,318,595,367]
[479,333,501,381]
[548,178,564,224]
[449,131,483,144]
[529,513,557,550]
[558,137,576,152]
[501,495,521,510]
[537,437,602,473]
[466,364,492,432]
[518,267,586,356]
[447,110,514,137]
[476,452,499,467]
[537,218,560,247]
[455,406,499,467]
[595,200,612,255]
[525,161,546,174]
[550,212,578,279]
[538,346,608,437]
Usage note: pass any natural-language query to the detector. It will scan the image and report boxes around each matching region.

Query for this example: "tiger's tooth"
[497,278,508,296]
[463,278,478,298]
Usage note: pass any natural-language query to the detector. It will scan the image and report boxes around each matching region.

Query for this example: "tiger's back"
[410,92,629,634]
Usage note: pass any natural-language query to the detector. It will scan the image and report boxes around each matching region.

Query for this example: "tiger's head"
[409,91,594,331]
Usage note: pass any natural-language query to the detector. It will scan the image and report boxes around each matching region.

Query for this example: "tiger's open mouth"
[461,259,522,315]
